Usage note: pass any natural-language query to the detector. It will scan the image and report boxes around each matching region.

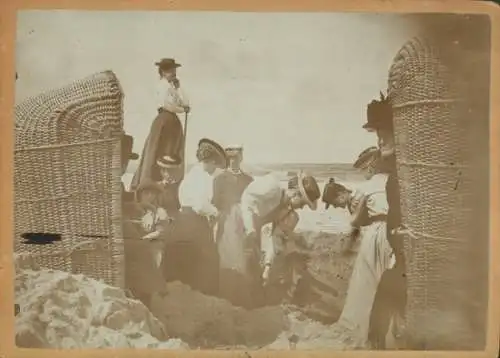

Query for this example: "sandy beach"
[15,170,367,350]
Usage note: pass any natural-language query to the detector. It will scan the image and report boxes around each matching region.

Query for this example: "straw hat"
[297,171,321,210]
[198,138,228,169]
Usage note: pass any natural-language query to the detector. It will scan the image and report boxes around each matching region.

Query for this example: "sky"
[15,10,419,164]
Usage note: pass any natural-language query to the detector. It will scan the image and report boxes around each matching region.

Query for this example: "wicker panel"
[14,71,125,288]
[388,37,477,349]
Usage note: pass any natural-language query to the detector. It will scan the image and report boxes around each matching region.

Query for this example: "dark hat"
[156,154,182,168]
[155,58,182,71]
[121,134,139,161]
[362,91,394,131]
[353,146,380,169]
[297,172,321,210]
[322,178,347,210]
[198,138,228,169]
[135,179,163,201]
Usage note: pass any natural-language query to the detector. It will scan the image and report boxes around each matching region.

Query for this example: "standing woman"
[362,93,407,349]
[321,148,393,348]
[130,58,190,191]
[161,138,227,296]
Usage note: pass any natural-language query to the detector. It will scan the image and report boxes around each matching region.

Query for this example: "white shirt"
[155,79,190,113]
[178,163,218,216]
[240,173,284,235]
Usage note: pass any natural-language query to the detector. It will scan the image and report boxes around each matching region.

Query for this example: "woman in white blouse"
[161,138,228,296]
[130,58,191,192]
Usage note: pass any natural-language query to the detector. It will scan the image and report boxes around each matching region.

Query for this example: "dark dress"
[161,208,220,296]
[157,180,181,218]
[122,204,167,309]
[130,109,185,191]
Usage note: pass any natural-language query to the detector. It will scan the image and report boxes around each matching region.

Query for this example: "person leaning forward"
[130,58,190,191]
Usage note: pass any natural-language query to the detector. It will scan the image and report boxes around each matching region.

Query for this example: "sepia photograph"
[9,7,493,352]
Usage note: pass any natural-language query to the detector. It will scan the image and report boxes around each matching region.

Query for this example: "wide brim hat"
[297,171,320,211]
[155,58,182,71]
[156,154,182,169]
[198,138,229,169]
[135,179,163,201]
[363,92,394,131]
[353,146,380,169]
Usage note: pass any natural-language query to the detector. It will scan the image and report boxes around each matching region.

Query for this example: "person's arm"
[163,88,186,113]
[178,166,219,217]
[349,194,369,228]
[240,182,261,235]
[143,208,169,240]
[177,86,190,108]
[211,174,226,212]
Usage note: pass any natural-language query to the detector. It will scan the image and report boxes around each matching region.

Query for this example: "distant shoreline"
[125,162,356,174]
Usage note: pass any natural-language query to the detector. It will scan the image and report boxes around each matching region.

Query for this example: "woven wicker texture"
[14,71,125,288]
[388,37,476,349]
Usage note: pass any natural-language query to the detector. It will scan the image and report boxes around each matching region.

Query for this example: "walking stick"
[182,111,189,176]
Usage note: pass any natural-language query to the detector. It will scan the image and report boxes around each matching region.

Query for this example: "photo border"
[1,1,498,357]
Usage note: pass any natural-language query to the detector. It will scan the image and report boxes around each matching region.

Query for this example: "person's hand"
[142,215,154,232]
[183,105,191,113]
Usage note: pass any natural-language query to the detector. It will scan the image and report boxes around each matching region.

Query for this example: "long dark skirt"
[130,109,185,191]
[162,208,220,296]
[123,220,166,309]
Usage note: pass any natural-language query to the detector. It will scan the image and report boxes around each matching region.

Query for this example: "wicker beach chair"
[14,71,125,288]
[388,37,480,350]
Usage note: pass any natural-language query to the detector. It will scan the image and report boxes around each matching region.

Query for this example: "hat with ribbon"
[297,172,321,211]
[197,138,228,169]
[156,154,182,169]
[362,92,394,132]
[353,146,380,169]
[155,58,182,71]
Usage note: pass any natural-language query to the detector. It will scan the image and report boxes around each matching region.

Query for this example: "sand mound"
[15,269,188,349]
[150,281,290,349]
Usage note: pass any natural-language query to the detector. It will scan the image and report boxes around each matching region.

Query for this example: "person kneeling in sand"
[123,180,172,309]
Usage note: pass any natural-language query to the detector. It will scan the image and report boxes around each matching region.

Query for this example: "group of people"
[119,58,407,349]
[321,92,407,349]
[119,58,322,312]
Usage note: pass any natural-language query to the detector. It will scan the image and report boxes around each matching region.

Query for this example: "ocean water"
[123,163,365,189]
[122,163,364,234]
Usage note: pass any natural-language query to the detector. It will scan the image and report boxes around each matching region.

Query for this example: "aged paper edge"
[0,0,498,357]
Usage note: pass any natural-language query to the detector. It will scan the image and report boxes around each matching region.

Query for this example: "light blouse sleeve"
[178,165,218,216]
[156,81,186,113]
[366,192,389,216]
[240,174,282,234]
